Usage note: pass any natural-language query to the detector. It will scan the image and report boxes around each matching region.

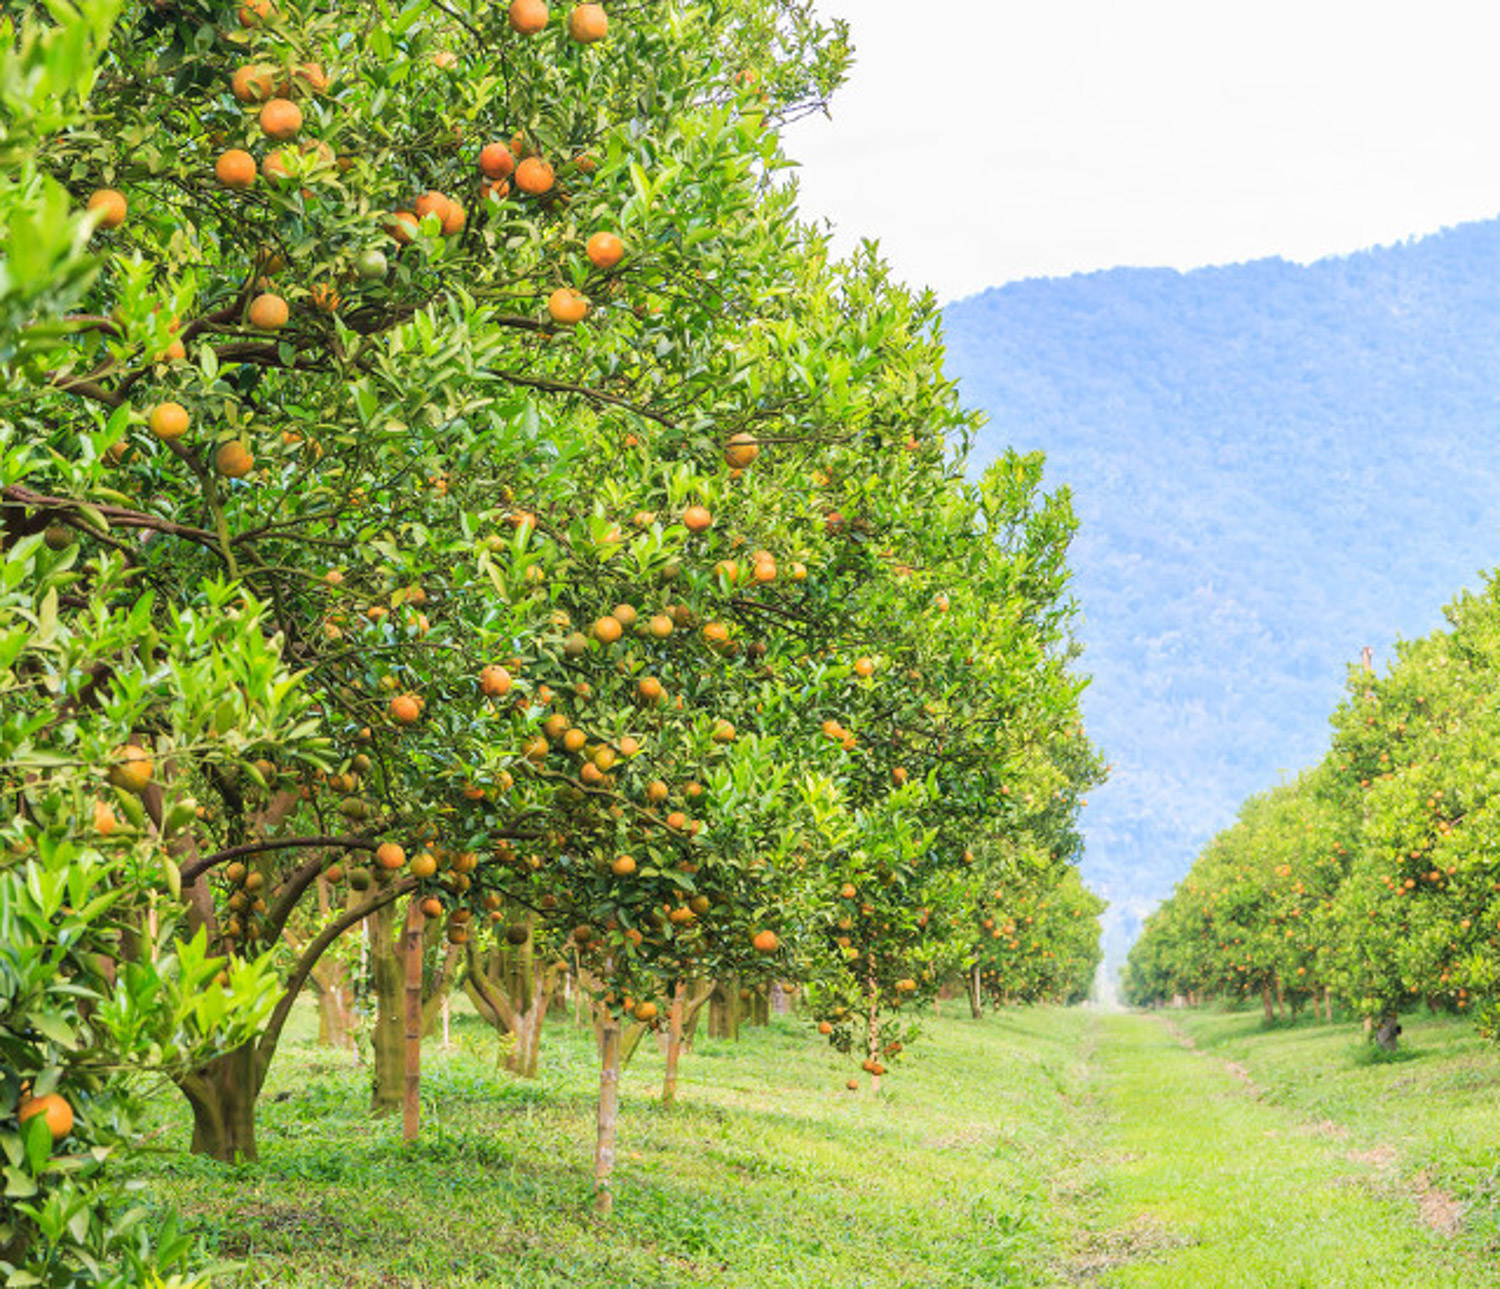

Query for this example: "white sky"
[785,1,1500,301]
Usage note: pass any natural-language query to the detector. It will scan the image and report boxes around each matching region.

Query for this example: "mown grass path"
[1063,1010,1496,1287]
[129,1004,1498,1286]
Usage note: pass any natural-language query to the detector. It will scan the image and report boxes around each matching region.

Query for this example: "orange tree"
[2,2,283,1279]
[1324,588,1500,1042]
[794,450,1104,1085]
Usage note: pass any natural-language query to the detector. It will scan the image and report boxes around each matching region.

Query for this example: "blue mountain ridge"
[942,217,1500,960]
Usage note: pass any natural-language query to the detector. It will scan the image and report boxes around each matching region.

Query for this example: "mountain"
[942,218,1500,955]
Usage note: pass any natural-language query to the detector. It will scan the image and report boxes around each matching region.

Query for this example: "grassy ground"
[130,1001,1095,1287]
[127,1002,1500,1287]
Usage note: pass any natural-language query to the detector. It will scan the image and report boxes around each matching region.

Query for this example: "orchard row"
[1125,577,1500,1046]
[0,0,1102,1282]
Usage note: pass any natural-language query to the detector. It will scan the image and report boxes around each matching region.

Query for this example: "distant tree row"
[1124,575,1500,1046]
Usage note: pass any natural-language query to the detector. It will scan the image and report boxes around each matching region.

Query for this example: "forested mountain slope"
[944,218,1500,950]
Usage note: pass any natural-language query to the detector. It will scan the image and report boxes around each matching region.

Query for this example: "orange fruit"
[547,288,588,325]
[645,780,669,804]
[648,614,673,639]
[237,0,271,25]
[440,199,466,236]
[751,929,779,954]
[723,433,758,468]
[818,1020,833,1035]
[480,665,513,696]
[389,693,423,724]
[586,230,624,269]
[854,656,875,677]
[633,1000,657,1022]
[231,63,274,103]
[87,189,127,229]
[515,156,554,195]
[568,4,607,42]
[294,62,330,94]
[611,854,636,876]
[479,142,515,179]
[18,1093,74,1142]
[593,614,623,643]
[375,842,406,870]
[108,743,154,792]
[247,292,289,329]
[148,401,190,440]
[712,720,735,743]
[508,0,549,33]
[215,149,257,190]
[637,676,664,703]
[258,98,302,141]
[387,210,418,244]
[420,896,443,918]
[410,851,438,879]
[216,441,254,478]
[481,178,511,203]
[92,799,118,836]
[682,505,712,532]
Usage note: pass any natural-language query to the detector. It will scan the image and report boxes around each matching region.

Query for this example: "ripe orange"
[723,433,758,468]
[258,98,302,141]
[563,728,587,752]
[237,0,271,25]
[751,928,779,953]
[231,63,275,103]
[294,61,330,94]
[87,189,127,229]
[854,656,875,678]
[818,1020,833,1035]
[645,779,669,804]
[375,842,406,870]
[92,799,118,836]
[508,0,548,33]
[547,288,589,325]
[18,1093,74,1142]
[637,676,665,703]
[215,149,257,190]
[481,178,511,204]
[665,809,687,831]
[387,210,419,244]
[389,693,423,725]
[682,505,712,532]
[568,3,608,42]
[593,614,623,643]
[515,156,554,195]
[702,620,730,647]
[586,231,624,269]
[410,851,438,878]
[648,614,673,639]
[148,401,190,440]
[633,1000,657,1022]
[247,292,289,329]
[216,441,254,478]
[611,854,636,876]
[479,141,515,179]
[480,665,513,697]
[420,896,443,918]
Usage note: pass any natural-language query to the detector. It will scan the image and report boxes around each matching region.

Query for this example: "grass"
[125,1002,1500,1286]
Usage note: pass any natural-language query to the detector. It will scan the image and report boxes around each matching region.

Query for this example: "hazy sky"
[785,1,1500,301]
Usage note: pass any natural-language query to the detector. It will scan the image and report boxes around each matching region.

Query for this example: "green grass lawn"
[126,1002,1500,1287]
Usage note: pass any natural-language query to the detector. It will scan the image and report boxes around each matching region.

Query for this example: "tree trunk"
[867,954,882,1094]
[1276,977,1286,1020]
[1261,984,1275,1024]
[594,1009,622,1217]
[402,898,423,1143]
[1375,1013,1402,1051]
[708,976,739,1039]
[313,969,356,1051]
[368,901,404,1114]
[178,1042,260,1163]
[1323,986,1334,1023]
[663,981,685,1108]
[464,930,557,1078]
[966,963,983,1019]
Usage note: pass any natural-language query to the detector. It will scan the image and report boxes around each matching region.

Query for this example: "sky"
[784,1,1500,301]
